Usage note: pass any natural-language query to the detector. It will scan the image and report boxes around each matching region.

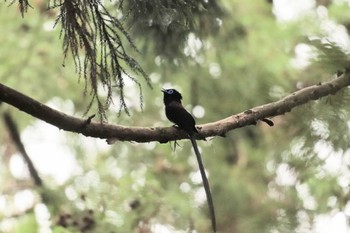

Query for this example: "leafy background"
[1,0,350,233]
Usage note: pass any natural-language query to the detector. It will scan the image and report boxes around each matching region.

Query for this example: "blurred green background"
[1,0,350,232]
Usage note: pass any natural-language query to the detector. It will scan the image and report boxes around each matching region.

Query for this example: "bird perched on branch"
[161,88,216,233]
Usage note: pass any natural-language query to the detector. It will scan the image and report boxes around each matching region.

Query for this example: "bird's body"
[164,100,198,135]
[161,88,216,233]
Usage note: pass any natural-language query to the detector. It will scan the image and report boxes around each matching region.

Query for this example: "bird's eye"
[167,89,174,94]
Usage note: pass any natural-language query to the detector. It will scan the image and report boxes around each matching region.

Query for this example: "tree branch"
[2,112,43,187]
[0,72,349,143]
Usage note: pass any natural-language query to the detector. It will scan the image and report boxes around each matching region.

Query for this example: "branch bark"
[0,72,349,143]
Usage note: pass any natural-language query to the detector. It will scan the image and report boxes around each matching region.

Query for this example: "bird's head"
[161,88,183,104]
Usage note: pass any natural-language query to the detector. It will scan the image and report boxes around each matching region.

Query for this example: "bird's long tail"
[190,136,216,233]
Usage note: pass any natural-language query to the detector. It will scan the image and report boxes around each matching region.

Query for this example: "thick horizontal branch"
[0,72,350,143]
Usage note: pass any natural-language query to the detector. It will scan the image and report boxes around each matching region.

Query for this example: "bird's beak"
[161,88,166,93]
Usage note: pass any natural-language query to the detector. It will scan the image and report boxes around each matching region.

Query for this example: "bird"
[161,88,216,233]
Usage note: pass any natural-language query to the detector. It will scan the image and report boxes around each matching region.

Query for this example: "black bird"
[161,88,216,233]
